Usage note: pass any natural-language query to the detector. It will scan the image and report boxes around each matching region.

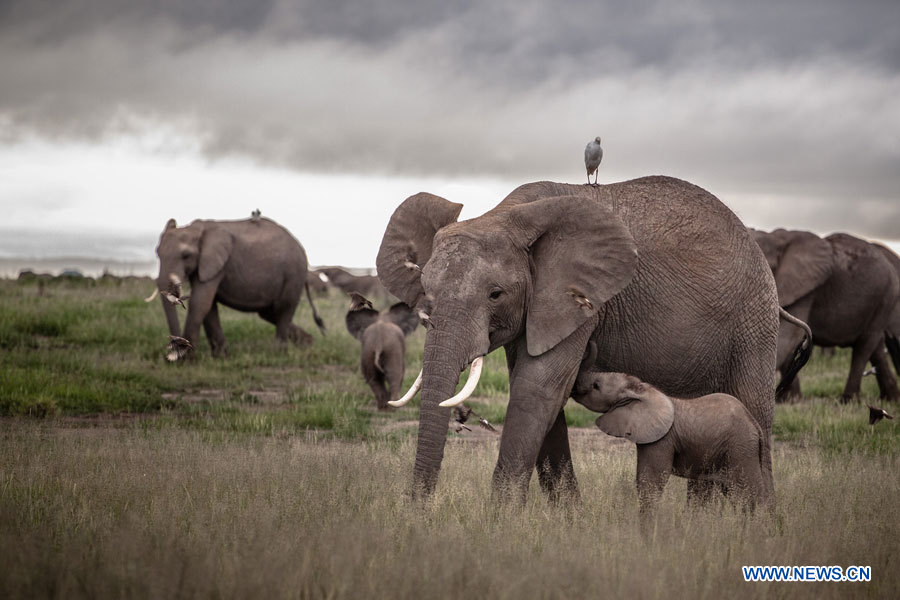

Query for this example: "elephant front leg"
[536,409,579,504]
[492,320,596,505]
[182,279,221,352]
[202,303,228,357]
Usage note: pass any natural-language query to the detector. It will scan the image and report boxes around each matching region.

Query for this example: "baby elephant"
[571,368,768,512]
[345,293,419,410]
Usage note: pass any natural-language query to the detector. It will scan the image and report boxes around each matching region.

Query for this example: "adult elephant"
[377,176,789,505]
[753,229,900,402]
[151,217,325,357]
[873,243,900,376]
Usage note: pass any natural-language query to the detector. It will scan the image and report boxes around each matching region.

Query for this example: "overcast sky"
[1,0,898,272]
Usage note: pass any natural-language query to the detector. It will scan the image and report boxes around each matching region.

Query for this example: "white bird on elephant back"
[584,136,603,185]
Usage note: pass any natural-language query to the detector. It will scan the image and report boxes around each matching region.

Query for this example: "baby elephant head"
[345,294,419,339]
[572,370,675,444]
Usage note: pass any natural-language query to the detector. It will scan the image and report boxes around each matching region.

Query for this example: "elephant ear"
[774,231,834,307]
[345,307,379,340]
[198,226,235,282]
[511,196,638,356]
[595,384,675,444]
[386,302,419,336]
[376,193,463,306]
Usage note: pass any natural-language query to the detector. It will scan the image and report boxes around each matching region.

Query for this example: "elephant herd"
[149,174,899,512]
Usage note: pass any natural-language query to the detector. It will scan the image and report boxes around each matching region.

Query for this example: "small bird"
[166,336,194,362]
[251,208,261,221]
[868,404,894,426]
[454,405,499,434]
[566,286,594,311]
[584,136,603,185]
[348,291,374,312]
[163,274,189,309]
[863,367,877,377]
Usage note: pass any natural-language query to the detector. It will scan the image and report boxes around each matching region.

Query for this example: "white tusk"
[439,356,485,408]
[388,369,423,407]
[144,288,159,302]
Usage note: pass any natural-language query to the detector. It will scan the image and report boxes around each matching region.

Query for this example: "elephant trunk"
[411,329,472,499]
[157,272,182,336]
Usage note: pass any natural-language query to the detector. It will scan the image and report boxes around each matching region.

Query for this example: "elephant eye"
[489,288,504,300]
[181,250,192,259]
[593,382,600,390]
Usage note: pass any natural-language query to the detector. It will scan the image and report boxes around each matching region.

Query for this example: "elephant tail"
[776,307,813,395]
[305,280,327,335]
[885,332,900,376]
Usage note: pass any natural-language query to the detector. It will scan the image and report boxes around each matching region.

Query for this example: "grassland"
[1,277,898,598]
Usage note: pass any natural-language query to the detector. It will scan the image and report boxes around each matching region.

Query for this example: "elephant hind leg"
[869,343,899,401]
[842,333,889,402]
[261,305,311,347]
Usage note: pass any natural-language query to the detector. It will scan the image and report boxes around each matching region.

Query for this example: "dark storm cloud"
[1,0,898,238]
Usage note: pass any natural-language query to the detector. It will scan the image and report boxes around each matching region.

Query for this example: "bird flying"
[166,336,194,362]
[868,404,894,426]
[163,274,189,309]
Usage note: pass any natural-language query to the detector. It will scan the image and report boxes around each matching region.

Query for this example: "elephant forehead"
[424,234,520,284]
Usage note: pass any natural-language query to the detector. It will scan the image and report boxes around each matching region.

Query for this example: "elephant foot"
[839,393,859,404]
[287,326,314,347]
[377,404,396,412]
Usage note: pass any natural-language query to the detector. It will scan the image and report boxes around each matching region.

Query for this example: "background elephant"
[376,176,786,504]
[345,294,419,410]
[753,229,900,402]
[153,217,325,357]
[571,358,766,512]
[317,266,393,300]
[873,244,900,376]
[306,270,330,296]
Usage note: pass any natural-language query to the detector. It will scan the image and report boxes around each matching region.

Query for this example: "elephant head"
[752,228,834,307]
[376,190,638,495]
[572,370,675,444]
[154,218,234,336]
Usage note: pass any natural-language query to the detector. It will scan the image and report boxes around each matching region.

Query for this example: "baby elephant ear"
[595,384,674,444]
[386,302,419,336]
[345,306,379,340]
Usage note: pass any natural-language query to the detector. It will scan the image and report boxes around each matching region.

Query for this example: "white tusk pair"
[386,356,486,408]
[388,369,423,407]
[439,356,484,408]
[144,288,159,302]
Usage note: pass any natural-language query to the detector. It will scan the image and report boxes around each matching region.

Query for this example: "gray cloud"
[1,0,899,241]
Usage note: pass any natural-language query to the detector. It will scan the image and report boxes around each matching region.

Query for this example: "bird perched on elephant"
[377,175,806,506]
[572,346,767,515]
[584,137,603,185]
[753,229,900,402]
[149,216,325,358]
[345,293,419,410]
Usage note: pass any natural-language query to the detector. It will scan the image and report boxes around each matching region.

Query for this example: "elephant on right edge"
[753,229,900,402]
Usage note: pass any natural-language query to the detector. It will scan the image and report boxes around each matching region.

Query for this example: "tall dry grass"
[1,423,897,599]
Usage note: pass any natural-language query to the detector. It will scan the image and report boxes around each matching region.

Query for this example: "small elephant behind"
[571,362,768,512]
[345,293,419,410]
